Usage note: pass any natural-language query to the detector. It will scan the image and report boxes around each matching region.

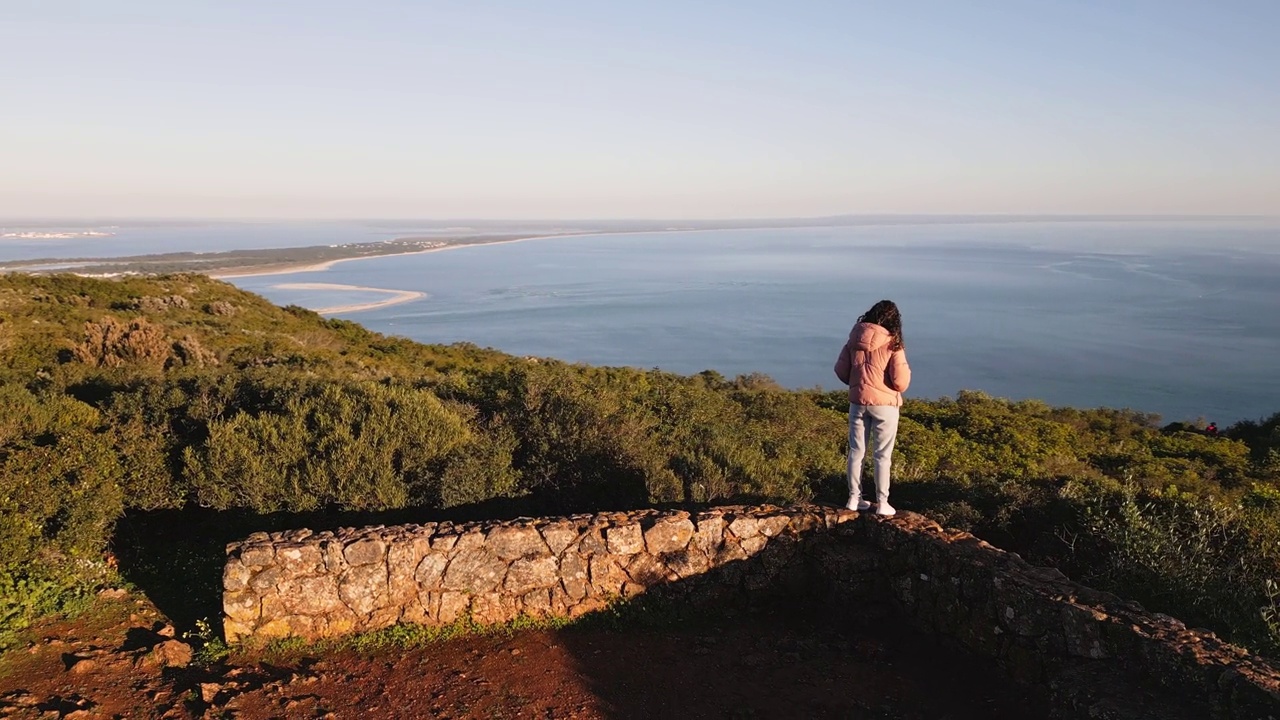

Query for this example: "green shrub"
[0,385,124,574]
[0,384,127,649]
[1075,486,1280,655]
[183,381,477,512]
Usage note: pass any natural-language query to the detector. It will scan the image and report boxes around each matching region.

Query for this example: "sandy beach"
[209,259,354,279]
[273,283,427,315]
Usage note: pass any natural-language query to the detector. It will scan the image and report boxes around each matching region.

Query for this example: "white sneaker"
[846,498,873,512]
[875,502,897,517]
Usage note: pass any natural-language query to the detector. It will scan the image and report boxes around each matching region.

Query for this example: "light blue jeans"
[847,404,900,506]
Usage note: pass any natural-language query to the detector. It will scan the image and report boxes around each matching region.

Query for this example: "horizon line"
[2,212,1277,225]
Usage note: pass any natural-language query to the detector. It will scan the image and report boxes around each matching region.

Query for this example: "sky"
[2,0,1278,219]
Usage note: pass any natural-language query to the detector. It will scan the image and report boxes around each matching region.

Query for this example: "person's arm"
[886,349,911,392]
[834,343,852,385]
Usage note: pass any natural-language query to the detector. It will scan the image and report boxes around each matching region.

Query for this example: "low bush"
[1072,486,1280,654]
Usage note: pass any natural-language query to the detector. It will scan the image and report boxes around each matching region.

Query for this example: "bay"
[227,220,1280,424]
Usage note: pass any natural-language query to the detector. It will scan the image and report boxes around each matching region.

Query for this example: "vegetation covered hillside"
[2,273,1279,657]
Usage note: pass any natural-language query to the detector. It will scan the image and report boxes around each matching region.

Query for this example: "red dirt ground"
[0,593,1047,719]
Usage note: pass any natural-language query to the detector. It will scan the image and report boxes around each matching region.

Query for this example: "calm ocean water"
[4,220,1278,423]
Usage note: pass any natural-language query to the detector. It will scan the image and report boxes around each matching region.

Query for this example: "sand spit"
[211,259,348,279]
[209,233,567,280]
[272,282,426,315]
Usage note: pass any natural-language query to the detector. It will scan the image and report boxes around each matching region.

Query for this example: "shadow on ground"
[208,596,1053,720]
[554,601,1049,720]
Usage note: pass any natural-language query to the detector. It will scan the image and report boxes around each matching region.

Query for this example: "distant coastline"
[0,214,1271,279]
[0,233,564,278]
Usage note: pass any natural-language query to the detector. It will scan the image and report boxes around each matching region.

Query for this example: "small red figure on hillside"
[1205,422,1218,436]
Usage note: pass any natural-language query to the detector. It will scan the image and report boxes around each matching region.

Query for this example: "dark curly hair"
[858,299,904,351]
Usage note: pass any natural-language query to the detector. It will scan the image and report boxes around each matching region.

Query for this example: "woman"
[834,299,911,516]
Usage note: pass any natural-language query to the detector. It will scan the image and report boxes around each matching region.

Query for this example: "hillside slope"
[1,272,1278,656]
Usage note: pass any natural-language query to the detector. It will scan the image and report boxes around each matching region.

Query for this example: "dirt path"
[0,596,1046,719]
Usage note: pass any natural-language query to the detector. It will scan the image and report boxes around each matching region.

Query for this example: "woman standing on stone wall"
[834,299,911,516]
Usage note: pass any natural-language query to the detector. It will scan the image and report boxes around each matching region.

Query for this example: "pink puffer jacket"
[834,322,911,406]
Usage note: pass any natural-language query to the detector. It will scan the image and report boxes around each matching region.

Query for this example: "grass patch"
[0,587,135,679]
[0,571,112,655]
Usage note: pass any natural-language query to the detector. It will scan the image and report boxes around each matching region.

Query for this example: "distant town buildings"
[1,230,114,240]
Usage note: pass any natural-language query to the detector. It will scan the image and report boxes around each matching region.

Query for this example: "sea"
[3,219,1278,424]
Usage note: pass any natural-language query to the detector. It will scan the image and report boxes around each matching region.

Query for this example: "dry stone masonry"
[226,505,1280,719]
[223,505,836,642]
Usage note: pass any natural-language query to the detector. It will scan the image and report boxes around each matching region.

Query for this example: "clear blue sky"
[3,1,1277,219]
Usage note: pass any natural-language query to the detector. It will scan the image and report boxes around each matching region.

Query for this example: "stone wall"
[223,505,856,643]
[225,504,1280,719]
